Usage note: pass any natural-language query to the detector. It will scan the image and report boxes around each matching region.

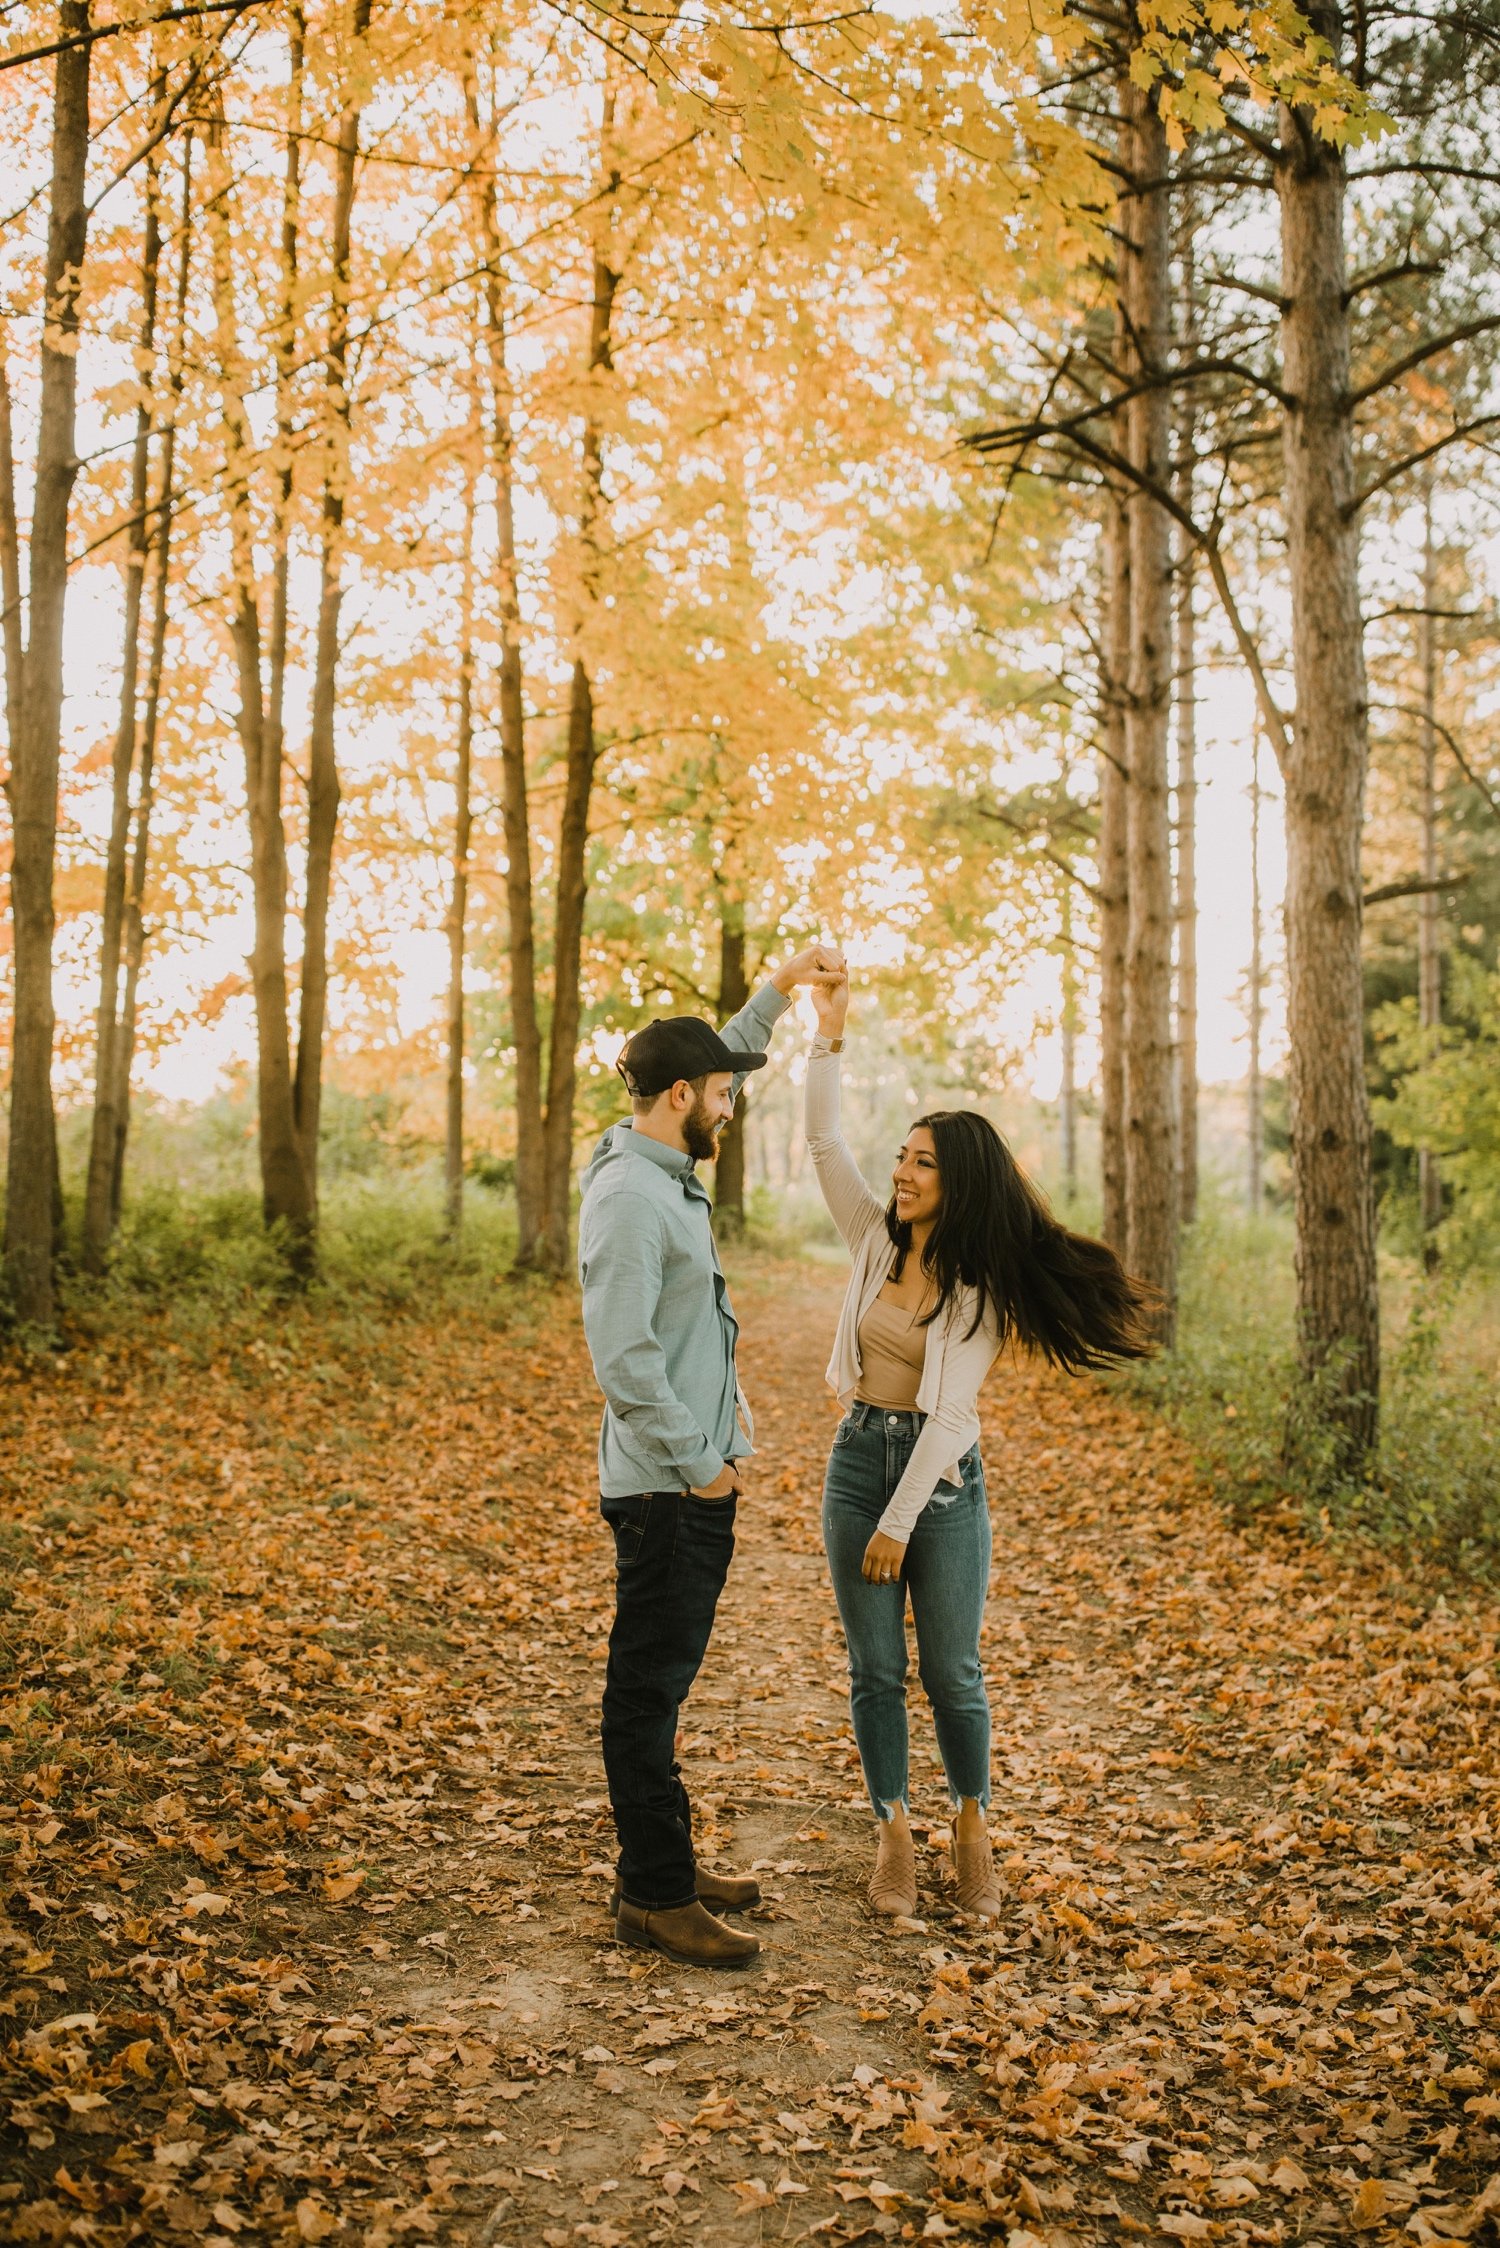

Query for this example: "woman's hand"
[811,969,849,1040]
[862,1530,906,1584]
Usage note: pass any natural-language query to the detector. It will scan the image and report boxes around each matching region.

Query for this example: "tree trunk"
[1120,80,1179,1336]
[1059,876,1079,1204]
[205,89,311,1249]
[1098,481,1130,1255]
[110,131,194,1229]
[0,348,23,763]
[1417,480,1441,1263]
[1247,725,1264,1218]
[292,0,370,1216]
[445,472,477,1241]
[466,60,544,1266]
[83,117,163,1272]
[541,123,618,1274]
[4,0,92,1327]
[1276,31,1380,1469]
[714,903,749,1236]
[1173,217,1199,1227]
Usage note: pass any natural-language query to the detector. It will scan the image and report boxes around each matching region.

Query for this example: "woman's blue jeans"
[822,1402,992,1819]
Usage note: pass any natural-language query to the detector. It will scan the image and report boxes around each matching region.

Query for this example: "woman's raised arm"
[804,975,886,1250]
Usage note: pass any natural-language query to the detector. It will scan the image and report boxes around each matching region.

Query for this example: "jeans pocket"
[603,1493,652,1559]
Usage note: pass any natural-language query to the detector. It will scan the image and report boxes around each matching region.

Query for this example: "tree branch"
[1,0,274,74]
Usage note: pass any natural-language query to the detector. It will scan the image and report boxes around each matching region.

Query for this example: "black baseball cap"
[616,1016,769,1100]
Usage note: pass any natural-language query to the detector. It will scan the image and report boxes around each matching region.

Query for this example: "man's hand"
[861,1530,906,1584]
[771,943,845,997]
[811,969,848,1041]
[691,1463,743,1500]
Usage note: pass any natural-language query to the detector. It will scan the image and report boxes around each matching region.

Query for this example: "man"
[579,946,843,1968]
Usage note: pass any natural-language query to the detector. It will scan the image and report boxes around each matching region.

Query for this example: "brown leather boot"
[610,1868,761,1916]
[615,1897,760,1969]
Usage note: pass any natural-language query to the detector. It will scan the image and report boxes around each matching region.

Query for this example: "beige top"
[806,1037,1001,1542]
[854,1293,928,1411]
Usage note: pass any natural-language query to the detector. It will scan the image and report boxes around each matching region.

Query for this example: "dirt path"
[4,1257,1499,2245]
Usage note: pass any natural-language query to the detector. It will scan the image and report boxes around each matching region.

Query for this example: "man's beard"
[684,1095,726,1164]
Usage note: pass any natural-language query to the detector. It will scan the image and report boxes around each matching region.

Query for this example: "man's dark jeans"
[599,1486,737,1911]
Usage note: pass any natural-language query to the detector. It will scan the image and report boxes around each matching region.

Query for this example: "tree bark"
[714,902,749,1236]
[109,130,193,1229]
[1059,876,1079,1204]
[205,86,311,1249]
[1120,80,1179,1336]
[1417,480,1441,1262]
[445,467,477,1240]
[1098,480,1130,1255]
[292,0,370,1214]
[83,112,163,1272]
[465,58,544,1266]
[541,116,618,1274]
[1173,217,1199,1228]
[0,348,23,765]
[1247,724,1264,1218]
[1276,26,1380,1467]
[4,0,92,1326]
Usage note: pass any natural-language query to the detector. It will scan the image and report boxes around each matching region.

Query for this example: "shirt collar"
[617,1122,698,1179]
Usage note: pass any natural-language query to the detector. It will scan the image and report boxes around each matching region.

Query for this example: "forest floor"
[4,1253,1500,2247]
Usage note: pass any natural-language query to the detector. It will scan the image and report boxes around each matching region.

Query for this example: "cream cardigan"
[805,1037,1001,1543]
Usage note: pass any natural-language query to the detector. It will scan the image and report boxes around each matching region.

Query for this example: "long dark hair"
[888,1109,1157,1371]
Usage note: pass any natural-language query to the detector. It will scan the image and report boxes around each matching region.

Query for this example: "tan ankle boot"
[615,1897,760,1969]
[953,1826,1002,1920]
[868,1819,917,1918]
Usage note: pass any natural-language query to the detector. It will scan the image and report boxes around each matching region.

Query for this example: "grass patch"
[1116,1192,1500,1570]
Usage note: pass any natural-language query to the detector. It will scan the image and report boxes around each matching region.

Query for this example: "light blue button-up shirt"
[577,983,791,1497]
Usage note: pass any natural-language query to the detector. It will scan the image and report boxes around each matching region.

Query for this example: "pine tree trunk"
[205,90,311,1250]
[1247,726,1264,1218]
[1173,222,1199,1228]
[1059,877,1079,1204]
[1417,481,1441,1262]
[108,133,193,1230]
[0,349,23,762]
[445,473,476,1241]
[1120,81,1178,1336]
[1099,482,1130,1255]
[714,905,749,1236]
[4,1,92,1326]
[466,62,544,1266]
[83,120,163,1272]
[542,147,617,1274]
[1276,36,1380,1469]
[293,0,370,1217]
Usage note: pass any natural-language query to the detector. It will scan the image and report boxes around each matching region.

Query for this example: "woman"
[806,971,1154,1921]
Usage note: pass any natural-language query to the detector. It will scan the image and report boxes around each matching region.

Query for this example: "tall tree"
[4,0,93,1326]
[1173,215,1200,1227]
[1098,480,1131,1256]
[445,463,477,1240]
[204,52,313,1253]
[108,131,194,1232]
[292,0,372,1213]
[464,44,545,1266]
[1120,76,1179,1337]
[541,80,619,1271]
[1416,479,1442,1260]
[1274,11,1380,1464]
[83,103,165,1273]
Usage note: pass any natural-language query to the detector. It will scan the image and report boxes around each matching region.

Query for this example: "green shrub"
[1115,1192,1500,1571]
